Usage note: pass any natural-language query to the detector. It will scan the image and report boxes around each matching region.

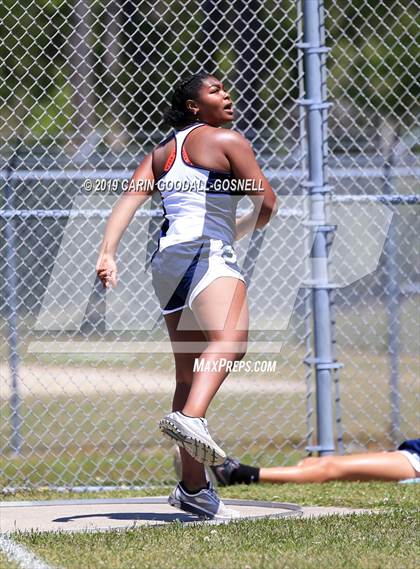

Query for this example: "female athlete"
[97,71,277,519]
[204,438,420,485]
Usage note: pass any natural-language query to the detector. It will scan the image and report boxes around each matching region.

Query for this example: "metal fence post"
[382,124,401,445]
[4,145,22,455]
[299,0,336,456]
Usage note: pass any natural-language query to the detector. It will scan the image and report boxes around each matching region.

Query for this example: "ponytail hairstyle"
[163,71,212,129]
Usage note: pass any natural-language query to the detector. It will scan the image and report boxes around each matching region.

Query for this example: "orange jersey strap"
[181,145,194,166]
[163,147,176,172]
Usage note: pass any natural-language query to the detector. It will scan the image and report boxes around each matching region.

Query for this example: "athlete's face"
[187,76,234,126]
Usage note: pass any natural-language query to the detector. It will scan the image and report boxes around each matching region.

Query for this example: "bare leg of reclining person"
[258,452,416,483]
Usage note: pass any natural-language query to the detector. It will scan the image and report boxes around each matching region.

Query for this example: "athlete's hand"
[96,253,117,289]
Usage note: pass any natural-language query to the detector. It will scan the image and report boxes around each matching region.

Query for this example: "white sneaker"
[168,481,241,520]
[159,411,226,466]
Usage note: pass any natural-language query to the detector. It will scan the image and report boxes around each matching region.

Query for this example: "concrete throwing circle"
[0,497,302,533]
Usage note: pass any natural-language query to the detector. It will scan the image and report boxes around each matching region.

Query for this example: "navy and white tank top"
[155,123,242,251]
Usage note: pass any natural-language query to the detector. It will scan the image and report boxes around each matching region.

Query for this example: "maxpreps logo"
[193,358,277,373]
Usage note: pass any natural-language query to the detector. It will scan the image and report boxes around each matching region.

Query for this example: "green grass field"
[1,482,419,569]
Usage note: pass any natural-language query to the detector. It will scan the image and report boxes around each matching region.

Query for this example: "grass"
[3,483,419,569]
[0,554,19,569]
[3,479,419,509]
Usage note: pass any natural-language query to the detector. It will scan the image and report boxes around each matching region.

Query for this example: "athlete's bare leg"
[296,456,319,466]
[183,277,249,418]
[259,452,416,483]
[164,308,208,492]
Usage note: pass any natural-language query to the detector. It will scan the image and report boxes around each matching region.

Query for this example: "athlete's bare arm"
[217,129,278,240]
[96,153,155,288]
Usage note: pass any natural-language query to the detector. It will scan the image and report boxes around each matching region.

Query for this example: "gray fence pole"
[4,146,22,455]
[299,0,336,456]
[382,125,401,445]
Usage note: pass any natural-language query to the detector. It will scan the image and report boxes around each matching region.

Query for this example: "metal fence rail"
[1,0,418,489]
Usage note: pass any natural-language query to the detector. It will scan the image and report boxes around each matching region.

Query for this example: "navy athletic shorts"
[151,238,246,315]
[397,438,420,476]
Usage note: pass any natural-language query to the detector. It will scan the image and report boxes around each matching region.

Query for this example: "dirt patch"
[1,363,305,398]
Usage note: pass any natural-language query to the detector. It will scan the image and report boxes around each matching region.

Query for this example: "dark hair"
[163,71,212,129]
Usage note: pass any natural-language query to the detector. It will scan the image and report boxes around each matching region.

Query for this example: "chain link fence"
[1,0,418,489]
[324,0,419,451]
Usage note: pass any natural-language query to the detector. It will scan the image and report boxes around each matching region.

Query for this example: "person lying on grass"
[176,438,419,485]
